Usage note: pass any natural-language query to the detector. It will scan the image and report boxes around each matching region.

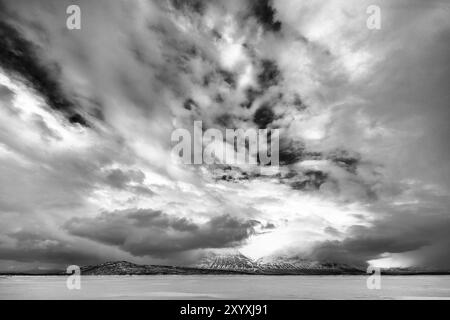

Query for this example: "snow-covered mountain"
[196,249,259,271]
[194,250,365,274]
[257,254,325,270]
[67,253,441,276]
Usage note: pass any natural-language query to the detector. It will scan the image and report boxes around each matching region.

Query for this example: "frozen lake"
[1,275,450,300]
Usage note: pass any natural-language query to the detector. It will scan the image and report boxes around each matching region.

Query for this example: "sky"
[0,0,449,272]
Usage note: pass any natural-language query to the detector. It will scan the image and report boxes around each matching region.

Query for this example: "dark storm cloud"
[257,59,281,89]
[278,138,306,165]
[253,103,275,129]
[0,230,108,265]
[307,202,450,267]
[0,19,87,126]
[249,0,282,32]
[0,0,449,270]
[65,209,259,256]
[349,28,450,191]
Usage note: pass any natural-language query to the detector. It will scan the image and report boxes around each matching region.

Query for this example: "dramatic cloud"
[0,0,449,270]
[65,209,259,256]
[306,202,450,268]
[0,18,88,125]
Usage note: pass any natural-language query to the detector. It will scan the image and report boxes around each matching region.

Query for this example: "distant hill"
[193,250,365,275]
[3,251,448,275]
[80,261,250,275]
[75,250,366,275]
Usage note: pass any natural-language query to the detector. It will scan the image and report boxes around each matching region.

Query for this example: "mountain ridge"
[2,252,448,275]
[76,251,368,275]
[193,250,366,275]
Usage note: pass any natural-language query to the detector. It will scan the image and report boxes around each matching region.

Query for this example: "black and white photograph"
[0,0,450,310]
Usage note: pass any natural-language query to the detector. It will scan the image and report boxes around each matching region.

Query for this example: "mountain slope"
[256,254,365,274]
[63,255,448,276]
[196,249,259,271]
[80,261,249,275]
[193,250,365,274]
